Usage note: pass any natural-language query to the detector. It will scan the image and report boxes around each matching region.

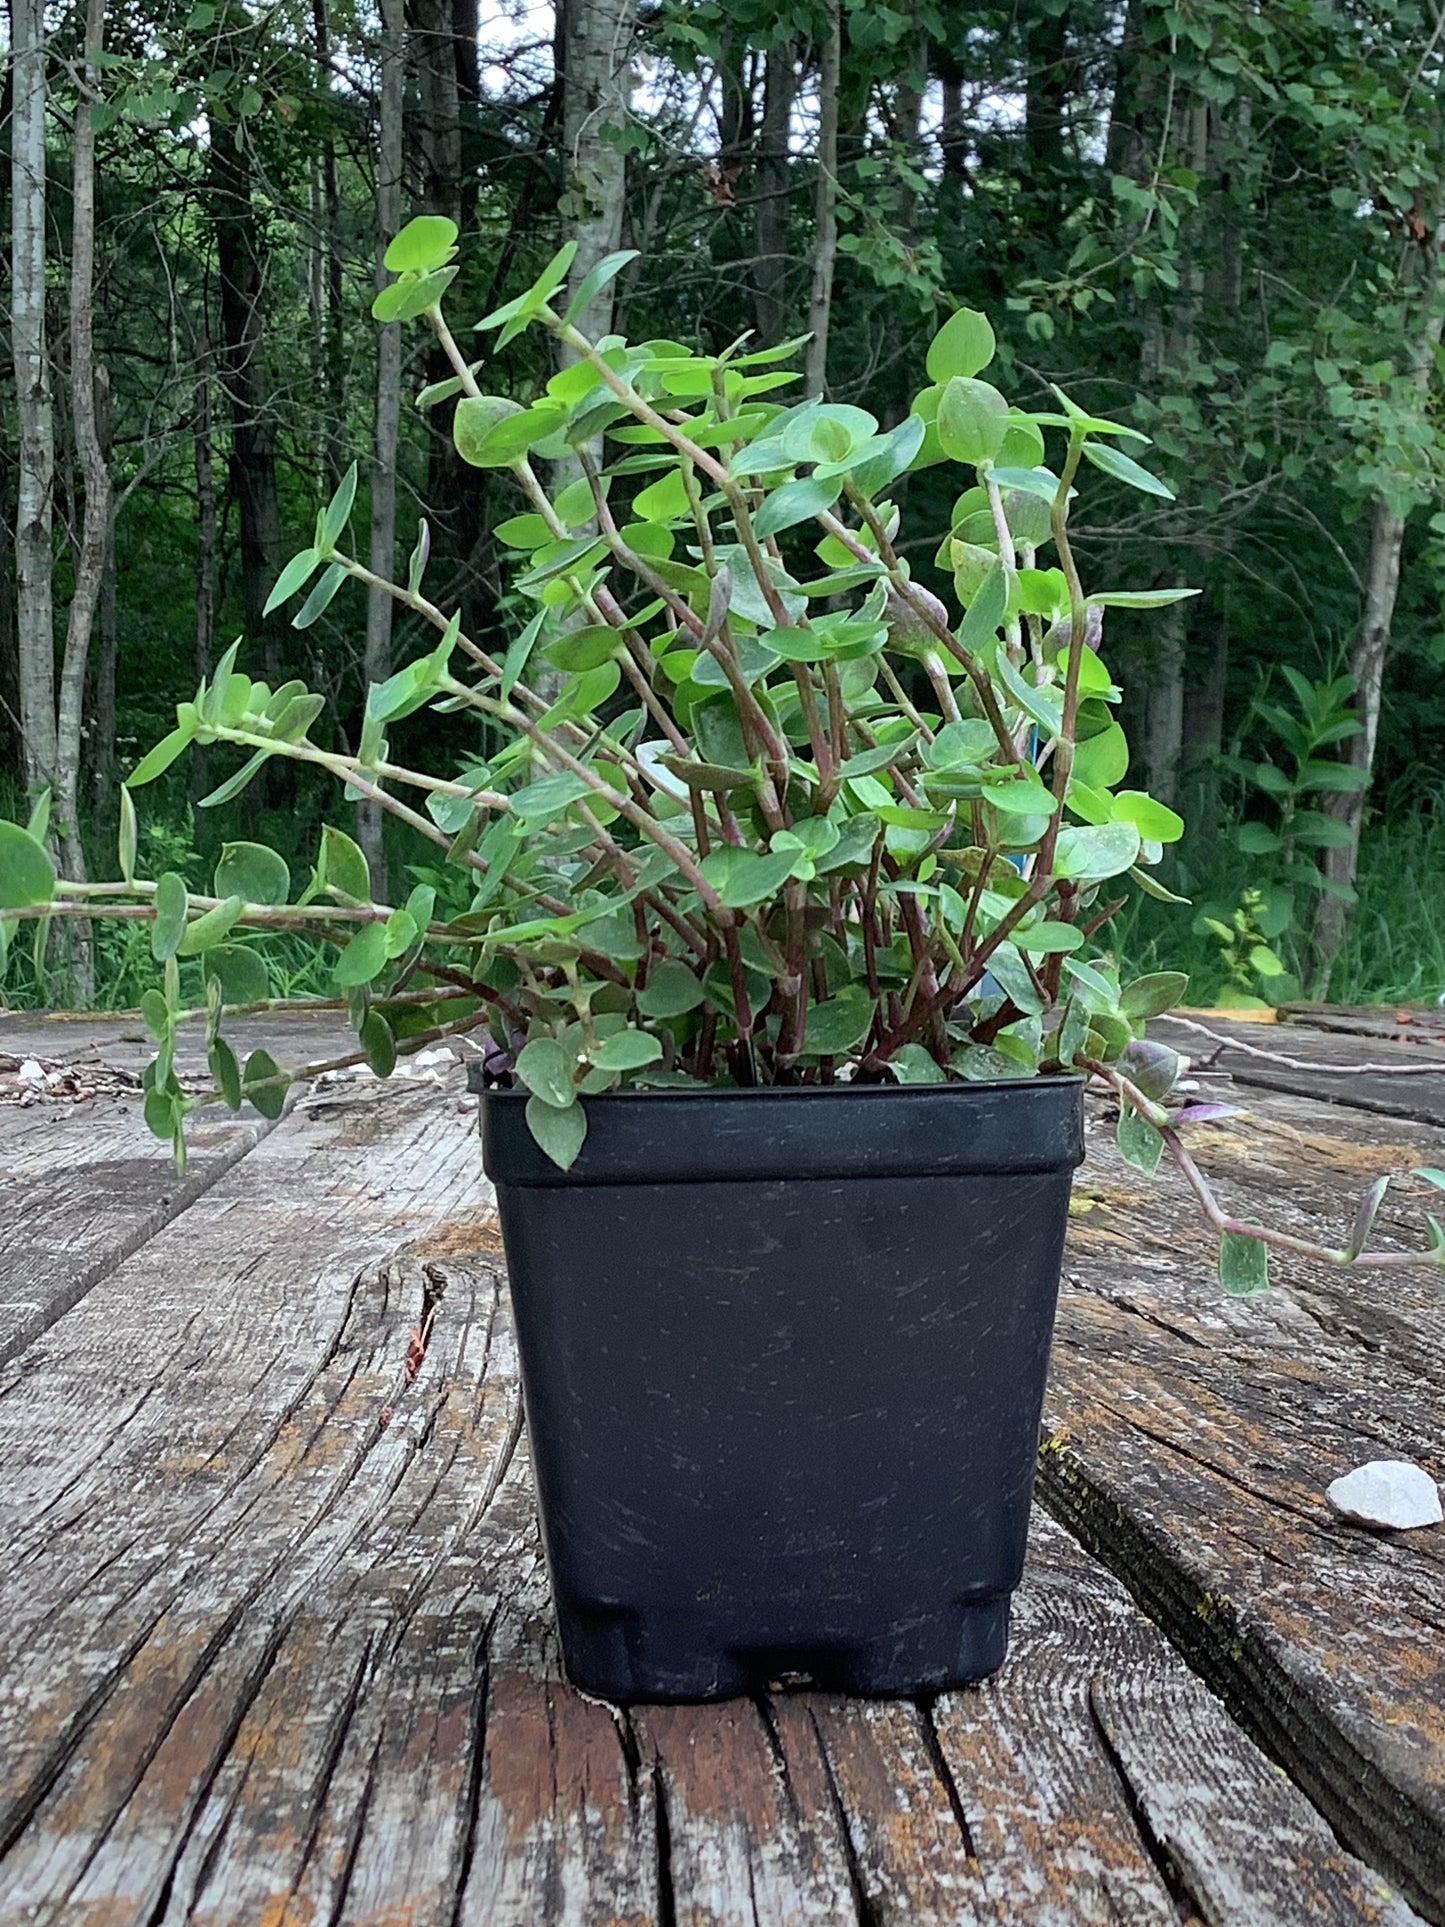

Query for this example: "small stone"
[17,1059,46,1089]
[1327,1459,1443,1531]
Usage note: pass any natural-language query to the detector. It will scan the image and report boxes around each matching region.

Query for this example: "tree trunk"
[805,0,841,399]
[55,0,112,945]
[193,333,218,687]
[10,0,57,808]
[1025,3,1070,177]
[752,41,795,345]
[359,0,407,893]
[558,0,638,346]
[210,123,285,677]
[1313,221,1445,972]
[938,53,966,182]
[1143,599,1187,807]
[90,369,117,820]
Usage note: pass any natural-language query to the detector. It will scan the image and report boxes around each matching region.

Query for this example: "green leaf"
[957,559,1010,655]
[292,561,347,629]
[588,1030,664,1073]
[151,871,189,961]
[320,463,358,550]
[1054,821,1142,881]
[636,958,706,1017]
[1112,790,1184,843]
[334,921,389,986]
[699,845,800,908]
[888,1042,946,1084]
[203,943,269,1005]
[214,841,289,905]
[1237,822,1282,855]
[209,1035,243,1111]
[1345,1175,1389,1262]
[452,394,525,466]
[1129,864,1191,905]
[197,749,270,809]
[25,787,51,845]
[140,988,170,1042]
[384,215,459,274]
[1414,1166,1445,1194]
[936,377,1010,466]
[117,786,138,886]
[242,1048,288,1121]
[562,248,640,324]
[1219,1230,1269,1297]
[264,548,322,616]
[510,770,594,824]
[0,821,55,909]
[801,985,875,1057]
[753,473,843,538]
[321,825,370,902]
[926,307,996,383]
[127,719,196,789]
[175,895,244,956]
[525,1092,587,1170]
[361,1008,397,1077]
[1120,970,1189,1019]
[1117,1105,1164,1177]
[1087,588,1199,610]
[1080,442,1174,499]
[516,1035,577,1108]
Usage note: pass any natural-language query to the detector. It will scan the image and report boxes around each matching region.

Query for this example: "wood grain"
[1047,1079,1445,1922]
[0,1094,265,1364]
[0,1031,1435,1924]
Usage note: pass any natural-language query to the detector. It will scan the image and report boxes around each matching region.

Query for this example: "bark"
[89,366,116,817]
[359,0,407,893]
[1313,220,1445,972]
[1182,592,1228,779]
[11,0,57,807]
[1143,598,1187,808]
[938,53,966,182]
[1025,3,1070,177]
[752,41,796,345]
[55,0,112,932]
[192,325,219,801]
[408,0,462,222]
[310,0,346,491]
[805,0,842,399]
[210,122,285,675]
[558,0,638,346]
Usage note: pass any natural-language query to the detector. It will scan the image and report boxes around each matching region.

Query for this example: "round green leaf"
[525,1093,588,1170]
[636,958,706,1018]
[453,394,524,466]
[384,215,459,275]
[926,307,996,383]
[242,1048,289,1121]
[588,1030,664,1073]
[176,896,244,956]
[214,841,290,905]
[334,921,389,986]
[936,377,1010,467]
[1054,822,1142,881]
[0,820,55,910]
[516,1036,578,1109]
[203,944,270,1006]
[1111,791,1185,844]
[151,871,190,962]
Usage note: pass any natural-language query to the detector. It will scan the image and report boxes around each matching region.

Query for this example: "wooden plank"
[0,1073,1432,1924]
[1045,1078,1445,1923]
[0,1095,266,1365]
[1157,1013,1445,1131]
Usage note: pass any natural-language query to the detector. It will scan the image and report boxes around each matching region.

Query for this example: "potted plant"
[4,219,1438,1701]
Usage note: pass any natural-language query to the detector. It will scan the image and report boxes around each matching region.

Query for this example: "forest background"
[4,0,1445,1011]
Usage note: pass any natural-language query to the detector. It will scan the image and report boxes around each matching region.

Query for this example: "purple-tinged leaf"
[1171,1102,1242,1125]
[1345,1175,1389,1262]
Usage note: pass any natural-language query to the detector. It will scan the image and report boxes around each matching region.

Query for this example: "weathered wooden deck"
[2,1005,1443,1925]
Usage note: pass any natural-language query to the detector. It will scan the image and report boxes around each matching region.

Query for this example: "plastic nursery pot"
[472,1073,1085,1704]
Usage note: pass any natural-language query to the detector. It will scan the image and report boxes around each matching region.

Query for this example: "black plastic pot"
[475,1075,1084,1703]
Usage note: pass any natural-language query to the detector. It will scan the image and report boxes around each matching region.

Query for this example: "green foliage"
[17,231,1200,1176]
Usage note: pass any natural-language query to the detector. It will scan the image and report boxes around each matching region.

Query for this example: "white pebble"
[1327,1460,1443,1531]
[18,1059,46,1088]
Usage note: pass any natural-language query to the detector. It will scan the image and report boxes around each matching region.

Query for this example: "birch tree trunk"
[358,0,407,891]
[54,0,112,958]
[10,0,57,808]
[558,0,638,347]
[1312,221,1445,973]
[804,0,841,399]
